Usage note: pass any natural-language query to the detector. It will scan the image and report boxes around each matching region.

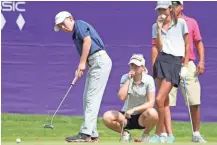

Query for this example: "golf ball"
[161,14,166,19]
[16,138,21,143]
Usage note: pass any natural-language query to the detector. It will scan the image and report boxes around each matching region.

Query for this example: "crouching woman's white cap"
[54,11,72,32]
[128,54,148,74]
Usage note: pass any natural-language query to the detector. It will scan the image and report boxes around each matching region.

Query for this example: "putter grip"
[71,77,78,85]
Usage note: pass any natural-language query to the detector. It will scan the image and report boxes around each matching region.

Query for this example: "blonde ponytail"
[170,6,178,25]
[144,67,148,74]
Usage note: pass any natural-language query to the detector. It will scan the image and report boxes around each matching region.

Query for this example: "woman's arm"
[118,79,130,101]
[156,29,163,51]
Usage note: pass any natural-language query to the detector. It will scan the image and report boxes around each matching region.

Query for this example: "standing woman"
[149,1,190,143]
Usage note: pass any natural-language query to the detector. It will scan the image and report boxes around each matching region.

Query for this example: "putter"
[183,79,194,134]
[119,112,127,142]
[119,78,132,142]
[44,77,78,129]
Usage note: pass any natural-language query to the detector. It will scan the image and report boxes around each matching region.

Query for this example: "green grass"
[2,143,217,145]
[1,113,217,144]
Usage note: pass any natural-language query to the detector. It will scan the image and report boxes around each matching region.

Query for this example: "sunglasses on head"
[172,1,181,6]
[131,53,145,61]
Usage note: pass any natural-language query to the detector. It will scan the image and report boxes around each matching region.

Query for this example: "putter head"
[43,124,54,129]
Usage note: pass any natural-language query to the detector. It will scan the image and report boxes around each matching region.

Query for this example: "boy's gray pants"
[80,50,112,137]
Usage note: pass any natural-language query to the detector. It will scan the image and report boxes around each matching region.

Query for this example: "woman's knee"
[156,97,165,108]
[103,111,113,122]
[103,110,121,123]
[144,108,159,121]
[156,79,173,107]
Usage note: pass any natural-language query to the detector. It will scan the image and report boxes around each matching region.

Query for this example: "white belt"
[88,50,106,61]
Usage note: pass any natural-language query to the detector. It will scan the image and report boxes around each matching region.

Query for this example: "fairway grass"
[2,113,217,143]
[2,142,217,145]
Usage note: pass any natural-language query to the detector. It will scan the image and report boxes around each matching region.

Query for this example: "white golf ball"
[16,138,21,143]
[161,14,166,19]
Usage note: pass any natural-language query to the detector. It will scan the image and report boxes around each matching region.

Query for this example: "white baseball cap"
[54,11,72,32]
[128,54,145,67]
[155,1,172,10]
